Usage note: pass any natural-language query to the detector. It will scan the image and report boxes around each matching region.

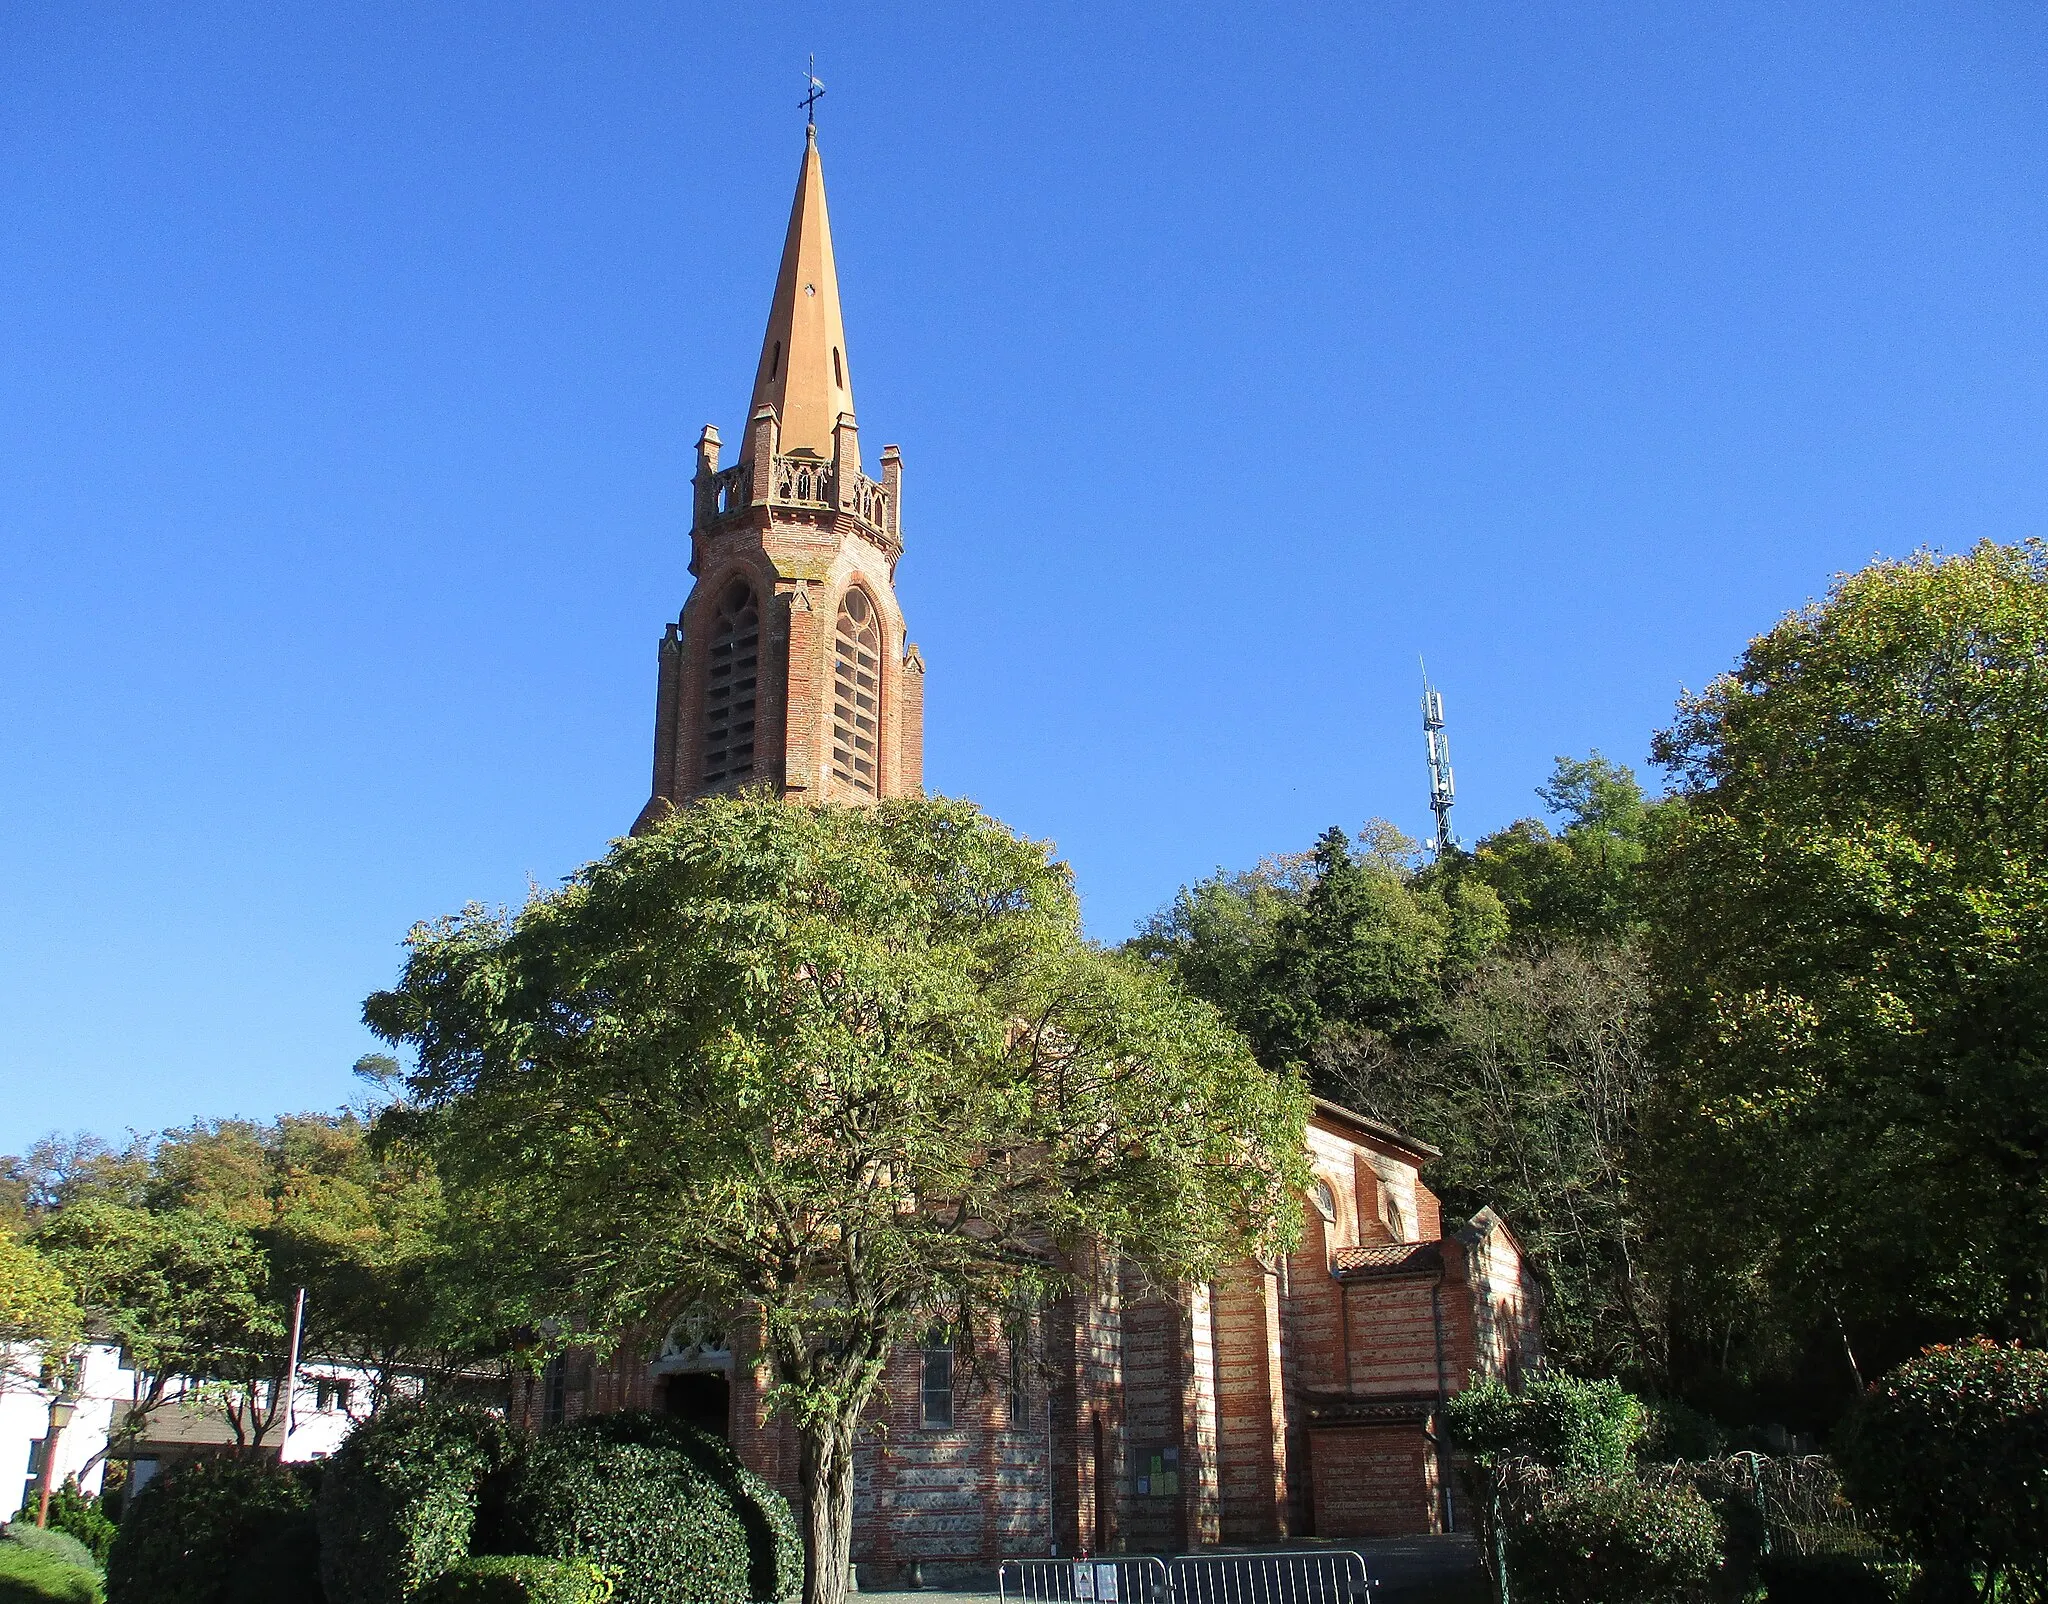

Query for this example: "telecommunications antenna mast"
[1421,662,1458,857]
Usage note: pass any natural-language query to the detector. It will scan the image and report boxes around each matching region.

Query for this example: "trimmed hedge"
[0,1528,98,1578]
[488,1411,801,1604]
[222,1514,325,1604]
[0,1544,101,1604]
[318,1401,518,1604]
[419,1557,612,1604]
[1837,1340,2048,1601]
[9,1490,115,1571]
[106,1458,314,1604]
[1447,1374,1646,1476]
[1503,1477,1722,1604]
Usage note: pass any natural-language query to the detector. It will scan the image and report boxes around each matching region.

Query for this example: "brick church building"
[551,125,1541,1569]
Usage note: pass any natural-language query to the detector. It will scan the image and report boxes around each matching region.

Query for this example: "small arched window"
[1310,1179,1337,1222]
[701,577,760,790]
[831,589,882,795]
[832,346,844,388]
[768,341,781,379]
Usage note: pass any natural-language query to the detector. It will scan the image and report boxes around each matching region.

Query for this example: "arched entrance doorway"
[663,1371,731,1439]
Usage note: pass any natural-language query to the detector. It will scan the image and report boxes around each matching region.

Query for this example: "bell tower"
[635,125,923,830]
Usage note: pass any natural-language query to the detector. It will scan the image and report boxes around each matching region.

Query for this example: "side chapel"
[552,125,1542,1569]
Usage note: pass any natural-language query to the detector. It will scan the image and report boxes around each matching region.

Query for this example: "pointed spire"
[745,125,854,459]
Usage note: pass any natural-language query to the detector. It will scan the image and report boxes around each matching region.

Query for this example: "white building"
[2,1340,381,1509]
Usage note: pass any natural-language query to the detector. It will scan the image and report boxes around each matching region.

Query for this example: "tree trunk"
[799,1412,860,1604]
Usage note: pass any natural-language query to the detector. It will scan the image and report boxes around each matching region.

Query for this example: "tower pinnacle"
[744,125,853,460]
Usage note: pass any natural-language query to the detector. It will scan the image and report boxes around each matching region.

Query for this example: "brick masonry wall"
[573,1128,1531,1559]
[1309,1425,1438,1538]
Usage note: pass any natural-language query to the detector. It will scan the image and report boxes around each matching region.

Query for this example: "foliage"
[1136,782,1656,1376]
[1501,1476,1722,1604]
[317,1399,517,1604]
[1447,1373,1646,1476]
[369,794,1309,1604]
[488,1411,799,1604]
[143,1111,504,1414]
[106,1456,313,1604]
[1644,540,2048,1355]
[0,1545,101,1604]
[221,1514,325,1604]
[1468,753,1659,941]
[33,1488,115,1570]
[32,1201,278,1461]
[0,1527,97,1579]
[419,1557,612,1604]
[1333,938,1658,1374]
[1755,1551,1896,1604]
[1836,1341,2048,1599]
[0,1233,81,1351]
[1132,821,1506,1075]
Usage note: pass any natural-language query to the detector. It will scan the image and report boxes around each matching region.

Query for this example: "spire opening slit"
[701,577,760,790]
[832,589,882,795]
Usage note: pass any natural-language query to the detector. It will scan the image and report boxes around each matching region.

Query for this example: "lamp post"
[35,1387,80,1528]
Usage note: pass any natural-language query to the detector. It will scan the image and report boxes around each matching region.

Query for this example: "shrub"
[488,1411,800,1604]
[8,1489,115,1572]
[0,1543,102,1604]
[419,1557,612,1604]
[1503,1477,1722,1604]
[1448,1373,1647,1475]
[222,1513,324,1604]
[318,1400,518,1604]
[1756,1550,1895,1603]
[0,1527,99,1578]
[105,1457,312,1604]
[1836,1340,2048,1600]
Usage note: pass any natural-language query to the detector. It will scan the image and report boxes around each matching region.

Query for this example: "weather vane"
[801,55,826,127]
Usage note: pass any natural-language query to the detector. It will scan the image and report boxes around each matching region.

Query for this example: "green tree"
[1467,753,1657,941]
[365,795,1308,1604]
[1133,820,1505,1081]
[1643,539,2048,1363]
[147,1113,492,1413]
[1335,940,1660,1376]
[0,1230,82,1353]
[32,1200,278,1463]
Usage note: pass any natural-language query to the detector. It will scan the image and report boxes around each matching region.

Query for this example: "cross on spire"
[801,55,825,127]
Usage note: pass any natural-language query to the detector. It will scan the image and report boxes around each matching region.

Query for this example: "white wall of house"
[1,1342,124,1511]
[1,1341,384,1507]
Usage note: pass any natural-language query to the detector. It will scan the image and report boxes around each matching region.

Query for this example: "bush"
[318,1401,518,1604]
[0,1544,102,1604]
[1448,1373,1647,1475]
[105,1457,312,1604]
[222,1513,324,1604]
[419,1557,612,1604]
[488,1411,800,1604]
[0,1528,98,1578]
[8,1489,115,1572]
[1756,1550,1895,1603]
[1503,1477,1722,1604]
[1836,1340,2048,1600]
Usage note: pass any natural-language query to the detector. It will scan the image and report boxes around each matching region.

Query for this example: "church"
[542,123,1541,1570]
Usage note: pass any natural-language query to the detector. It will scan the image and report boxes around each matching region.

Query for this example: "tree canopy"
[1644,539,2048,1368]
[365,793,1308,1604]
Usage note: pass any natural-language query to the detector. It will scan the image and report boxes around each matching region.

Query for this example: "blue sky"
[3,2,2044,1152]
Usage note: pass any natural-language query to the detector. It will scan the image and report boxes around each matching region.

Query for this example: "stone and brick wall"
[570,1106,1538,1567]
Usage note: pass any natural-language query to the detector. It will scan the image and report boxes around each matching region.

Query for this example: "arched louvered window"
[700,576,760,790]
[831,588,882,795]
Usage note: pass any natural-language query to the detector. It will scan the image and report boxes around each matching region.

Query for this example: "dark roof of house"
[1332,1241,1446,1280]
[1310,1096,1443,1162]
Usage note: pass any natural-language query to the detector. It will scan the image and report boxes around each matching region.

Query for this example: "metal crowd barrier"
[1000,1552,1373,1604]
[999,1557,1173,1604]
